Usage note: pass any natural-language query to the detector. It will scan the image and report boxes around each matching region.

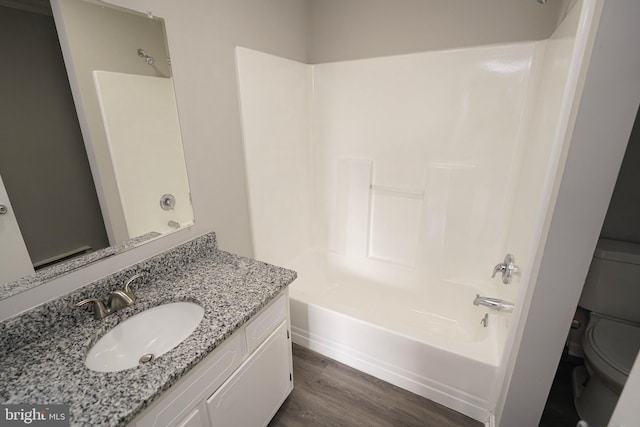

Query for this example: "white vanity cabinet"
[133,291,293,427]
[207,322,291,425]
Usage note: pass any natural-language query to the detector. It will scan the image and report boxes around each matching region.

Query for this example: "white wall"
[93,71,193,238]
[235,48,312,266]
[311,45,536,288]
[497,0,640,425]
[500,0,584,334]
[491,0,591,414]
[238,44,538,294]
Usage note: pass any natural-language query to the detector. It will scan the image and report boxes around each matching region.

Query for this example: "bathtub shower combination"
[236,0,596,422]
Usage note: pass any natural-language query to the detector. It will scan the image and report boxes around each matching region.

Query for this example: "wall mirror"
[0,0,194,298]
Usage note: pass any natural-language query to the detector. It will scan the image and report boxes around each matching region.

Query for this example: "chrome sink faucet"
[76,273,143,319]
[473,294,515,313]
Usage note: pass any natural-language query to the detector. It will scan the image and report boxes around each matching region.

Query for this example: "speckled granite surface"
[0,232,296,426]
[0,231,162,300]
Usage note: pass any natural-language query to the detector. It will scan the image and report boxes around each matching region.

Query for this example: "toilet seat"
[582,314,640,393]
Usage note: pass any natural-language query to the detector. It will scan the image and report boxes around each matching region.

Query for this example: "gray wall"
[0,5,108,265]
[307,0,568,63]
[600,109,640,243]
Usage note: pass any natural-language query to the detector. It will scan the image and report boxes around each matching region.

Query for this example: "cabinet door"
[176,404,206,427]
[207,322,292,427]
[135,332,247,427]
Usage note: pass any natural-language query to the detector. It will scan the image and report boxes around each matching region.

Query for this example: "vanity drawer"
[244,293,288,353]
[135,331,247,427]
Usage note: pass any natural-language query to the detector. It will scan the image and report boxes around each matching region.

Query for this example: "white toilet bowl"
[573,313,640,427]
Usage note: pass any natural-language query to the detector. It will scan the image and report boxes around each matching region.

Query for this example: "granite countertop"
[0,233,296,426]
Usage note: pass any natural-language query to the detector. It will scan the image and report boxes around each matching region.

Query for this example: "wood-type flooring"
[269,344,483,427]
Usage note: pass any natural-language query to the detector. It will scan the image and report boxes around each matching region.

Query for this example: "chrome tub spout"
[473,294,514,313]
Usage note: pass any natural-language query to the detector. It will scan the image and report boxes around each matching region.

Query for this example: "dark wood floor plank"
[269,344,482,427]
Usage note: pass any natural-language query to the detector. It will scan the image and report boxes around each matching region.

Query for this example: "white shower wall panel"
[502,1,585,305]
[236,41,546,422]
[93,71,193,239]
[235,48,312,267]
[237,44,539,286]
[312,43,537,287]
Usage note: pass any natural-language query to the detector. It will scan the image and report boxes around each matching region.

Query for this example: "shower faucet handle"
[492,263,507,276]
[492,254,518,285]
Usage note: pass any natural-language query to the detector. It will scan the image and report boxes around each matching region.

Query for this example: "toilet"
[573,238,640,427]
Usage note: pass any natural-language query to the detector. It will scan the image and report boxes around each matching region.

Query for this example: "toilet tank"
[580,238,640,323]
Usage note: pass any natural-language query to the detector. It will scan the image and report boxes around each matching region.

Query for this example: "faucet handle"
[107,290,135,311]
[492,263,507,278]
[76,298,110,319]
[491,254,519,285]
[122,273,143,302]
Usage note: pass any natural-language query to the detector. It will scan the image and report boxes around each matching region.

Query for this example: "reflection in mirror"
[0,0,194,297]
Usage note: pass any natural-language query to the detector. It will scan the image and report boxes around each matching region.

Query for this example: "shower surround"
[235,1,592,420]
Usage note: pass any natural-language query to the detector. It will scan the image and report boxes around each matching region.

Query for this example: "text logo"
[1,405,69,426]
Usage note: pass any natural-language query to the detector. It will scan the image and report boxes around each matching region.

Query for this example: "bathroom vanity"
[134,293,292,427]
[0,233,297,426]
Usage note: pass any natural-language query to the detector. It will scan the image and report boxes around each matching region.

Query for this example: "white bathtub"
[287,249,505,422]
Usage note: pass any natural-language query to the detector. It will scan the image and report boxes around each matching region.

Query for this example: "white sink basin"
[85,302,205,372]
